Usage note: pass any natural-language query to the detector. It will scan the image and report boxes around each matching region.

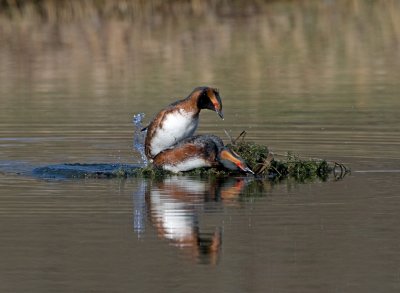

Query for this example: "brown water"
[1,1,400,292]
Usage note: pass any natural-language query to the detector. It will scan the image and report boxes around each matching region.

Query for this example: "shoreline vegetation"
[1,0,399,101]
[1,0,273,21]
[0,0,398,22]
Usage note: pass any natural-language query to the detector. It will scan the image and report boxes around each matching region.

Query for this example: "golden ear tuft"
[220,149,239,164]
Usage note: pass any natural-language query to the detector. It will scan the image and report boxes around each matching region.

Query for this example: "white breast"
[150,110,198,156]
[163,158,211,173]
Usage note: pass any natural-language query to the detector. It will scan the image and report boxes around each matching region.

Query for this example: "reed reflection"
[133,176,259,264]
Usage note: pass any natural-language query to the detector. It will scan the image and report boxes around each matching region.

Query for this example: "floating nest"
[138,131,350,182]
[33,131,349,181]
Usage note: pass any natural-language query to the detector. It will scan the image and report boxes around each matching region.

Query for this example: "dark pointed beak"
[241,166,255,175]
[216,109,224,119]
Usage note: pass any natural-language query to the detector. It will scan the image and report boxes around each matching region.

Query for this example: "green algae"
[269,152,333,182]
[212,141,346,181]
[227,140,270,170]
[223,134,348,182]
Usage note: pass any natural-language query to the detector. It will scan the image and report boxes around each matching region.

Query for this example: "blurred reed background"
[0,0,399,111]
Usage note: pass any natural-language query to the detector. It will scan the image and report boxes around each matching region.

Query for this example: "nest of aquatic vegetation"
[228,143,335,181]
[138,131,350,182]
[34,132,349,181]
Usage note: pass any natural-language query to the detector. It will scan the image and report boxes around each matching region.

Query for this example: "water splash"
[132,113,148,166]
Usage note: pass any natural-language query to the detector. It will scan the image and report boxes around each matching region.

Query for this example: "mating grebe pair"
[143,86,253,174]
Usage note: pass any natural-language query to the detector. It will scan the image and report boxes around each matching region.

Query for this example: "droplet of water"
[132,113,148,166]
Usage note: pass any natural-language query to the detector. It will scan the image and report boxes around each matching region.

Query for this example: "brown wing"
[153,143,204,166]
